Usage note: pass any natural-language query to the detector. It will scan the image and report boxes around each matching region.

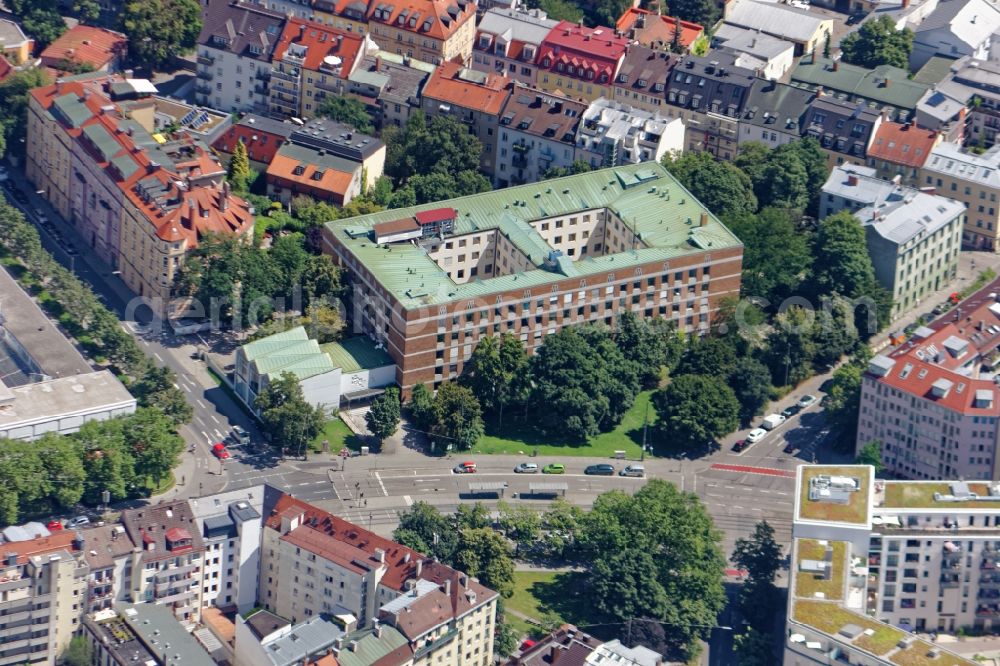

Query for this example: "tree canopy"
[8,0,66,50]
[255,373,325,458]
[724,207,812,303]
[653,374,740,450]
[462,334,529,427]
[122,0,201,71]
[840,16,914,69]
[315,96,375,135]
[579,480,726,658]
[662,151,757,218]
[365,387,401,446]
[855,439,885,473]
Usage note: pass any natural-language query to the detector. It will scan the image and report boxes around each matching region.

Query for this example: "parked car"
[542,463,565,474]
[761,414,786,430]
[781,404,801,419]
[46,520,63,531]
[232,425,250,446]
[619,464,645,477]
[746,428,768,444]
[732,439,749,452]
[514,462,539,473]
[453,461,477,474]
[783,441,799,454]
[797,394,818,409]
[66,516,90,529]
[846,12,866,24]
[212,442,231,460]
[584,463,615,476]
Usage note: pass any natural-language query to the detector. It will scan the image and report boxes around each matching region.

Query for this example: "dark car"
[584,463,615,476]
[732,439,748,452]
[783,442,798,454]
[846,12,865,24]
[781,404,801,419]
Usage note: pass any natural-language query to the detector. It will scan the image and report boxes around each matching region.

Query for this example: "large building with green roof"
[322,162,743,392]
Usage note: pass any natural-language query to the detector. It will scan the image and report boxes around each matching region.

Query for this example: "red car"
[212,443,231,460]
[47,520,63,531]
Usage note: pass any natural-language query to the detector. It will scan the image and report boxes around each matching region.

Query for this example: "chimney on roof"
[349,641,359,652]
[374,547,385,563]
[847,174,859,186]
[550,646,561,665]
[832,59,839,71]
[883,77,891,88]
[443,578,451,595]
[699,211,708,227]
[459,573,468,587]
[220,181,230,212]
[902,0,909,7]
[416,559,423,577]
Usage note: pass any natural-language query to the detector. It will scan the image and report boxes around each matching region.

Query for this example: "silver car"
[514,462,539,473]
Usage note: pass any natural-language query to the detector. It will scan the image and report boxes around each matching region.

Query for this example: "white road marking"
[375,472,388,497]
[214,429,224,440]
[181,383,191,393]
[195,399,206,409]
[209,414,221,425]
[153,352,164,363]
[403,495,412,506]
[202,431,211,444]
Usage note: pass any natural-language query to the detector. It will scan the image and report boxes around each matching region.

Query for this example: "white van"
[761,414,786,430]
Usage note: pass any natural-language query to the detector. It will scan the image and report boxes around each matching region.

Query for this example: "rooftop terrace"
[797,465,872,526]
[324,163,742,308]
[879,481,1000,510]
[795,538,847,601]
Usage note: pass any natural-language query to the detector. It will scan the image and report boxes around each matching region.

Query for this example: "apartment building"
[119,501,207,626]
[0,531,89,666]
[856,297,1000,480]
[265,118,385,204]
[84,603,215,666]
[268,18,367,120]
[664,53,755,159]
[251,0,370,34]
[737,80,815,150]
[909,0,1000,70]
[195,2,287,113]
[346,52,434,129]
[189,486,265,614]
[614,8,703,53]
[785,464,980,665]
[495,84,585,186]
[921,141,1000,250]
[259,492,499,666]
[82,524,135,615]
[930,57,1000,149]
[866,120,941,186]
[0,18,33,64]
[212,113,297,168]
[611,46,678,115]
[365,0,477,66]
[420,62,512,179]
[576,98,684,168]
[821,164,963,319]
[472,8,557,87]
[26,76,255,316]
[722,0,831,55]
[322,163,743,391]
[535,22,628,102]
[713,24,794,81]
[40,25,127,74]
[803,96,883,170]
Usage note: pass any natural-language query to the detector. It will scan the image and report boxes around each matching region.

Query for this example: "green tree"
[529,325,640,441]
[653,375,740,449]
[588,0,634,28]
[61,635,94,666]
[825,350,870,446]
[407,383,437,432]
[393,501,459,562]
[766,306,818,386]
[122,408,184,489]
[579,480,726,657]
[855,439,885,473]
[614,312,683,389]
[122,0,202,71]
[733,521,783,585]
[9,0,66,49]
[385,113,482,186]
[315,96,375,135]
[0,68,51,151]
[542,160,593,179]
[35,434,86,510]
[729,357,772,426]
[539,0,584,21]
[811,296,860,369]
[494,602,521,657]
[455,501,492,531]
[227,139,252,193]
[76,418,136,504]
[840,15,914,69]
[662,151,757,218]
[676,335,738,377]
[733,628,775,666]
[255,373,325,458]
[462,334,529,428]
[668,0,719,29]
[760,146,810,211]
[366,387,401,446]
[455,528,515,597]
[733,142,771,192]
[130,366,193,425]
[724,207,812,302]
[498,500,541,555]
[433,382,484,450]
[72,0,101,23]
[542,497,584,559]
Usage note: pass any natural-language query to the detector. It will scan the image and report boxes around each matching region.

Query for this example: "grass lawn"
[507,571,559,621]
[883,482,1000,509]
[798,466,871,524]
[311,416,364,453]
[793,600,904,657]
[206,367,224,386]
[506,614,537,638]
[505,570,599,635]
[144,472,176,497]
[890,641,975,665]
[795,539,846,600]
[472,392,651,458]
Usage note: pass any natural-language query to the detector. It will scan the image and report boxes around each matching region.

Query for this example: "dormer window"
[637,78,647,87]
[586,70,594,80]
[598,74,608,83]
[542,57,551,67]
[556,63,564,72]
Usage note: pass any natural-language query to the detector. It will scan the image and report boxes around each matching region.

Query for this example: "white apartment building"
[195,2,287,113]
[787,464,1000,666]
[785,465,982,665]
[921,142,1000,251]
[190,486,264,614]
[821,165,963,319]
[259,493,499,666]
[576,98,684,169]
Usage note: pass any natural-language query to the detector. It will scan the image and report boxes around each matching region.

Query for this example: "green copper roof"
[335,626,409,666]
[324,162,742,308]
[240,326,336,381]
[51,93,92,129]
[321,336,393,373]
[791,56,929,116]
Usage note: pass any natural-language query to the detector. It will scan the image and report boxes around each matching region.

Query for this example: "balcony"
[155,577,192,594]
[940,574,960,589]
[413,627,458,660]
[980,588,1000,600]
[977,604,1000,617]
[197,70,214,81]
[512,154,529,169]
[313,80,341,94]
[197,54,215,66]
[256,70,271,82]
[254,85,268,96]
[270,68,300,82]
[154,563,198,579]
[156,587,197,605]
[195,84,212,96]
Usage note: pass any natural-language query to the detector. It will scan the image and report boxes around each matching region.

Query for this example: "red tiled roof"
[273,19,365,77]
[537,22,627,81]
[615,8,703,50]
[421,61,512,116]
[414,207,457,225]
[367,0,476,42]
[265,494,421,591]
[0,532,78,566]
[868,121,940,169]
[212,124,291,165]
[165,527,191,542]
[40,25,127,70]
[266,150,357,202]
